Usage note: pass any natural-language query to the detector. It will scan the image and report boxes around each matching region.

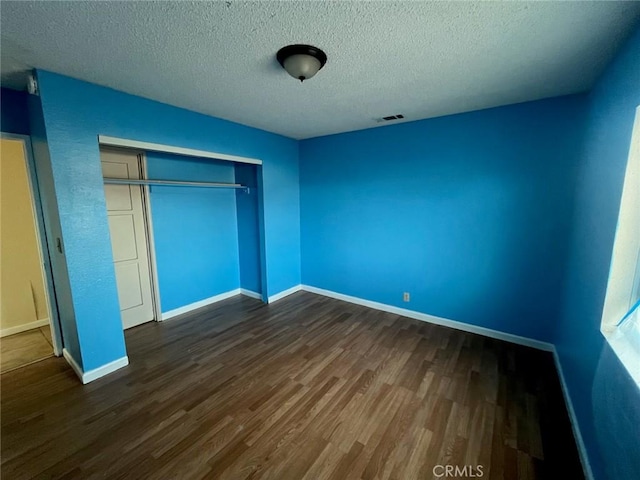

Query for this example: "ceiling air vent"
[376,114,405,123]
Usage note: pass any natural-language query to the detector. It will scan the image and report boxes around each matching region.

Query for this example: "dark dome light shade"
[276,44,327,82]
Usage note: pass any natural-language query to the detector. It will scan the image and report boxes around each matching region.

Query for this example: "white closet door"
[100,148,154,329]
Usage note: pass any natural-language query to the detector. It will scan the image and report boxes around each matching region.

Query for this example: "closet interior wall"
[121,150,263,318]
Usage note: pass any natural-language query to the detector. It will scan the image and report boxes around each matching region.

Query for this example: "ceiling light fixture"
[276,44,327,82]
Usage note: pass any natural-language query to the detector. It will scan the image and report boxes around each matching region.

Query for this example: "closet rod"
[103,178,248,190]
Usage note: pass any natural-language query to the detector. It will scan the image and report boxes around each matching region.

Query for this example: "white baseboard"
[268,284,302,304]
[1,318,49,337]
[63,348,83,380]
[300,285,555,352]
[240,289,262,300]
[161,288,242,320]
[552,348,594,480]
[82,356,129,384]
[63,348,129,384]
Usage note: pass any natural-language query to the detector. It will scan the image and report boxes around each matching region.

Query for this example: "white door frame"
[1,132,63,355]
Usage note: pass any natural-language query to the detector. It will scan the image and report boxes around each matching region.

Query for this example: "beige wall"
[0,138,49,332]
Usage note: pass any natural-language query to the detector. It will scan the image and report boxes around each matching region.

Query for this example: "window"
[601,105,640,385]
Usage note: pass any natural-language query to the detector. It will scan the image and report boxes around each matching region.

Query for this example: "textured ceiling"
[1,1,640,139]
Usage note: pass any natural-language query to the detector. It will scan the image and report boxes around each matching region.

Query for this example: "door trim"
[1,132,63,355]
[98,135,262,165]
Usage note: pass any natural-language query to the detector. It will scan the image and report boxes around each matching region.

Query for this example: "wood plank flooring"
[1,326,53,374]
[1,292,584,479]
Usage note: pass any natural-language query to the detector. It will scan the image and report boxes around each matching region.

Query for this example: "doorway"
[0,135,61,373]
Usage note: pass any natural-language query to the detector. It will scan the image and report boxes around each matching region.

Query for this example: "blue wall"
[555,26,640,480]
[27,93,82,365]
[300,96,586,342]
[1,87,30,135]
[35,70,300,372]
[235,163,262,294]
[146,152,240,312]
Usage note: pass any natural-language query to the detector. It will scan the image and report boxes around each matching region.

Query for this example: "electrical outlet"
[403,292,410,302]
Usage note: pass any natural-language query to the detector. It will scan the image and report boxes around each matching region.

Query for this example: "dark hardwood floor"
[1,292,583,479]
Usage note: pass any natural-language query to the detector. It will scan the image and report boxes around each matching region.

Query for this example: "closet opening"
[98,140,265,335]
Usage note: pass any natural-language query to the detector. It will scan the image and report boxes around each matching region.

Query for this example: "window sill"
[603,325,640,389]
